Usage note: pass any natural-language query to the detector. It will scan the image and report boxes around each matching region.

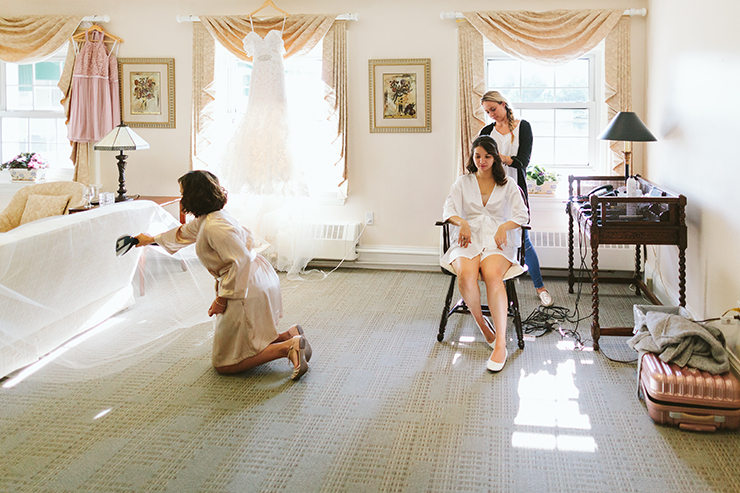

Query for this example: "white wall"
[644,0,740,318]
[2,0,647,260]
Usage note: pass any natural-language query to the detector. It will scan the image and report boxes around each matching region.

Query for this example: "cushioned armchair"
[0,181,85,232]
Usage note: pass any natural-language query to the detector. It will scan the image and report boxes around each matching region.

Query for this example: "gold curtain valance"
[462,9,623,64]
[0,15,84,62]
[199,14,336,61]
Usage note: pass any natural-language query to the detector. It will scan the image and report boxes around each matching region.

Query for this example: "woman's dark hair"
[466,135,508,186]
[178,170,228,217]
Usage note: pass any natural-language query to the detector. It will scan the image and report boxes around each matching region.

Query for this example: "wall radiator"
[530,230,635,270]
[308,222,361,261]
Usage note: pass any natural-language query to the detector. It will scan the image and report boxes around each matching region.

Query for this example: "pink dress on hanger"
[67,30,120,143]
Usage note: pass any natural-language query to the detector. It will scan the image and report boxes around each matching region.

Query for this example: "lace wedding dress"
[218,29,306,196]
[216,27,316,278]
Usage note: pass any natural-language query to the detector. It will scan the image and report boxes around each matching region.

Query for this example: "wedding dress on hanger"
[214,17,318,279]
[217,20,306,197]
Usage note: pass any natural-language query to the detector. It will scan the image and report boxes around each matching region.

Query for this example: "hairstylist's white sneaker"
[538,290,554,307]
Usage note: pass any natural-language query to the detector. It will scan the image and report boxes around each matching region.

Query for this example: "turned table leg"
[568,202,575,294]
[634,244,642,296]
[591,235,600,351]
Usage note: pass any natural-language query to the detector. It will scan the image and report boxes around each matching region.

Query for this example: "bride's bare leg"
[480,255,512,365]
[453,256,495,345]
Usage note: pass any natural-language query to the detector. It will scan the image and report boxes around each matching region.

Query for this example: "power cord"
[288,222,368,282]
[519,211,638,363]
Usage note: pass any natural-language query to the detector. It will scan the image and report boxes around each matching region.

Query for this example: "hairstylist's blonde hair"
[481,90,516,143]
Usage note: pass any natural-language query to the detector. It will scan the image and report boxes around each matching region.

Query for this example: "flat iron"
[115,235,139,257]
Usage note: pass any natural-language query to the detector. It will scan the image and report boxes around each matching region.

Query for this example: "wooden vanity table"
[566,175,687,350]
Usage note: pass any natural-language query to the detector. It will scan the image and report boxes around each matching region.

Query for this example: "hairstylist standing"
[479,90,554,307]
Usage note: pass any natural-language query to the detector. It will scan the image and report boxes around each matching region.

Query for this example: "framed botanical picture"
[118,58,175,128]
[368,58,431,133]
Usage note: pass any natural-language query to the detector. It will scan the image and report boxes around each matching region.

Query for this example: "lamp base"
[115,151,133,203]
[115,195,137,203]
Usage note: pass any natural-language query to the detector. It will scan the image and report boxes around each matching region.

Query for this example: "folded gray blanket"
[628,311,729,374]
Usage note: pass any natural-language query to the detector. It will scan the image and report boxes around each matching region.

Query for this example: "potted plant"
[0,152,49,182]
[526,165,559,195]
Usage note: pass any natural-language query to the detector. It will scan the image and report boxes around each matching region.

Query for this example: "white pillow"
[19,194,72,225]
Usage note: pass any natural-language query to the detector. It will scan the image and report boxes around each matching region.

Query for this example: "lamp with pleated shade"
[94,123,150,202]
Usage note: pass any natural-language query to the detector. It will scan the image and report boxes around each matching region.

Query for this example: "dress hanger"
[71,24,124,44]
[247,0,290,18]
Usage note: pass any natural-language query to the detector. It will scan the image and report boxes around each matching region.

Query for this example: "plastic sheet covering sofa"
[0,200,180,379]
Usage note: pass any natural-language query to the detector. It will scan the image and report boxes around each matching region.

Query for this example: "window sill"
[0,168,75,195]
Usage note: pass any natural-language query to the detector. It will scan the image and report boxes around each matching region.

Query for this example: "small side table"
[69,195,184,224]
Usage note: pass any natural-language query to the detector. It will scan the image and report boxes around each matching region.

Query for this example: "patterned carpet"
[1,268,739,492]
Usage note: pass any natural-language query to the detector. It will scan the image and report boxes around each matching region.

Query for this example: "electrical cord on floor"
[290,222,368,282]
[519,216,638,364]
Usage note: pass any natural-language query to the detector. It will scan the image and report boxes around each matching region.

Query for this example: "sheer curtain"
[0,15,91,184]
[191,15,347,278]
[458,9,630,173]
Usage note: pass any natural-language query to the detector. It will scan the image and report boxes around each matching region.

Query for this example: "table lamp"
[598,111,656,179]
[93,123,150,202]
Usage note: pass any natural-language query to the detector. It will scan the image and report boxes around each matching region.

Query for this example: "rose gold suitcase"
[640,352,740,432]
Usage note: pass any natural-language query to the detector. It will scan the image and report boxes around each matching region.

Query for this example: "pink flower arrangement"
[0,152,49,170]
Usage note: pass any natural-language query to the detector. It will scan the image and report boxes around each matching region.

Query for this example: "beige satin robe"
[155,210,282,367]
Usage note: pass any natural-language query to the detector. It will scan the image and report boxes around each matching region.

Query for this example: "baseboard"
[307,245,439,271]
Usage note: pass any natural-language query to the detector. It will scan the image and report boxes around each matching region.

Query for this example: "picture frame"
[118,58,175,128]
[368,58,431,133]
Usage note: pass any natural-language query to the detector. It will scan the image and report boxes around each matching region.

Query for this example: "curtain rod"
[81,15,110,23]
[440,8,647,20]
[176,13,359,23]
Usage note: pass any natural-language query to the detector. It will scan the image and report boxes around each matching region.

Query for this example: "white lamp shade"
[94,124,150,151]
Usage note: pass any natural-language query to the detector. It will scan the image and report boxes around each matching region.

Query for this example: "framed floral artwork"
[118,58,175,128]
[368,58,431,133]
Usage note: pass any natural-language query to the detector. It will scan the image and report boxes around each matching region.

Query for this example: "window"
[484,41,606,175]
[0,46,72,169]
[202,40,343,200]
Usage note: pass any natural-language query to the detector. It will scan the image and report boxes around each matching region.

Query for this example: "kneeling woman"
[442,136,528,372]
[135,170,311,380]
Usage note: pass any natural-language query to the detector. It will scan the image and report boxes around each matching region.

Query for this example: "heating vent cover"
[528,230,633,269]
[308,222,361,260]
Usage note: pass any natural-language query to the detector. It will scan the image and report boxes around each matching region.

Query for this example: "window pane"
[555,88,588,103]
[5,63,19,85]
[5,86,33,110]
[521,109,554,136]
[555,59,588,87]
[522,88,554,103]
[522,63,554,88]
[30,119,57,144]
[555,109,589,137]
[35,61,62,82]
[488,59,519,89]
[34,86,63,111]
[18,65,33,90]
[500,88,521,104]
[532,137,554,167]
[554,137,589,166]
[1,118,29,163]
[1,117,71,168]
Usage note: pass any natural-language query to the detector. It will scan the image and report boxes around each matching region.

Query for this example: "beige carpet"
[1,268,739,492]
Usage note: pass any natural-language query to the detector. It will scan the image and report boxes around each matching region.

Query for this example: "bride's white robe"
[442,174,528,266]
[155,210,282,367]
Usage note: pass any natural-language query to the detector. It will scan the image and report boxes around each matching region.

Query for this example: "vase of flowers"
[0,152,49,181]
[526,165,559,195]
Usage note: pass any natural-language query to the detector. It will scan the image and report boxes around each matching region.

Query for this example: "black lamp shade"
[598,111,657,142]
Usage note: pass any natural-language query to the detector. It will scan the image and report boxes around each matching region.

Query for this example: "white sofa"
[0,200,179,379]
